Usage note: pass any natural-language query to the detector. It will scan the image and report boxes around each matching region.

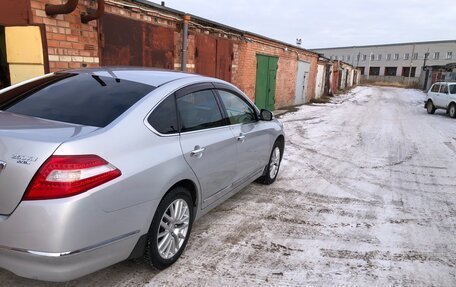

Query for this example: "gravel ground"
[2,86,456,286]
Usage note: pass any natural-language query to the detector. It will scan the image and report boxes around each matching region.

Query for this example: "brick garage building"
[0,0,349,109]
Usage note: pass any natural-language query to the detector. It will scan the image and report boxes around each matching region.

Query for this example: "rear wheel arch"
[144,185,194,269]
[449,102,456,118]
[168,179,198,209]
[128,179,199,261]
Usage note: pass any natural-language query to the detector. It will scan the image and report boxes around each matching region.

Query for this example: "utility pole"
[407,44,416,86]
[423,49,429,69]
[181,14,191,72]
[422,49,430,90]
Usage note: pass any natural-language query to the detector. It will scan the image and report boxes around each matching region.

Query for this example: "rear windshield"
[0,73,155,127]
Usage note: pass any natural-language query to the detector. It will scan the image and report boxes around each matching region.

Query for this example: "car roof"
[434,81,456,84]
[59,67,200,87]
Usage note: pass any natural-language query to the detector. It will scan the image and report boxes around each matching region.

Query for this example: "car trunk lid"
[0,111,98,215]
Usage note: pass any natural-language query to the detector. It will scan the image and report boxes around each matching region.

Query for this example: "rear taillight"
[24,155,121,200]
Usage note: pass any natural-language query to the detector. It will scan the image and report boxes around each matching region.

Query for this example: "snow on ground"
[2,86,456,286]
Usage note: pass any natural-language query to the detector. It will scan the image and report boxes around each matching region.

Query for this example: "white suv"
[425,82,456,118]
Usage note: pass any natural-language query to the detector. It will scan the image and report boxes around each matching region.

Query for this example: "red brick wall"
[232,35,319,108]
[30,0,100,72]
[26,0,322,109]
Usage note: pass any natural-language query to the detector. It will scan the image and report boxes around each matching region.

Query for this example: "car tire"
[144,187,193,270]
[426,100,436,114]
[449,103,456,118]
[256,140,283,185]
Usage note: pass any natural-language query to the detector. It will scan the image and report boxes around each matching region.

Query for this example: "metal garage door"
[100,13,174,69]
[295,60,310,104]
[195,34,233,82]
[255,54,278,111]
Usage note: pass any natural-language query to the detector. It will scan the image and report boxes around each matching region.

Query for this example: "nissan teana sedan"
[0,68,284,281]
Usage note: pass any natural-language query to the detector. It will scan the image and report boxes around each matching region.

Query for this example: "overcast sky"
[148,0,456,49]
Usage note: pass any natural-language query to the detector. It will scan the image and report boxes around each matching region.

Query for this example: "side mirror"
[260,109,273,121]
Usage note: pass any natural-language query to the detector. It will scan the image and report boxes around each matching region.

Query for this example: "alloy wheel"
[269,147,281,179]
[157,199,190,259]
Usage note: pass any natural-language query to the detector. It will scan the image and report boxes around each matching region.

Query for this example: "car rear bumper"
[0,230,139,282]
[0,192,157,282]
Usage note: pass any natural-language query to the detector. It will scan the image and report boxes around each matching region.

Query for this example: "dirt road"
[2,86,456,286]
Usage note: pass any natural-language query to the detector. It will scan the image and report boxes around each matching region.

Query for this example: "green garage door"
[255,54,278,111]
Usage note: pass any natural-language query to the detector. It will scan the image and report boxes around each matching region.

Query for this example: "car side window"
[147,95,178,134]
[431,84,440,93]
[450,85,456,94]
[440,85,448,94]
[177,89,225,132]
[217,90,257,125]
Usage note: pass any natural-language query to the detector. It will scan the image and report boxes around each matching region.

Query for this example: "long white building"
[313,40,456,83]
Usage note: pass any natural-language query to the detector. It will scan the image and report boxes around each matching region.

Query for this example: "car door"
[177,84,238,209]
[214,87,271,184]
[430,84,441,107]
[439,84,450,108]
[449,84,456,102]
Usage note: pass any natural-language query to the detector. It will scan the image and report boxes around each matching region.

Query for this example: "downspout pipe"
[81,0,105,24]
[181,14,191,72]
[45,0,79,16]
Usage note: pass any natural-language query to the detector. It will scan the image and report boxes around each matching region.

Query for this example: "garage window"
[358,67,365,75]
[402,67,416,77]
[384,67,397,76]
[369,67,380,76]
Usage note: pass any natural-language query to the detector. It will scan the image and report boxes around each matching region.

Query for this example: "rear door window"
[440,85,448,94]
[1,73,155,127]
[177,90,225,132]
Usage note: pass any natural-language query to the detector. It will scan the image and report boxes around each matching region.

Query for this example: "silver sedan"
[0,68,284,281]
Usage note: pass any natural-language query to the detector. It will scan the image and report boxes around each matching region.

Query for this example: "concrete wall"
[314,41,456,79]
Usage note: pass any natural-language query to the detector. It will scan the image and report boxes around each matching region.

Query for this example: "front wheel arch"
[426,100,436,114]
[275,135,285,160]
[256,136,284,185]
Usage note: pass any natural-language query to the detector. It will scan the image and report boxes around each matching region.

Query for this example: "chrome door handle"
[237,134,246,142]
[191,146,205,157]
